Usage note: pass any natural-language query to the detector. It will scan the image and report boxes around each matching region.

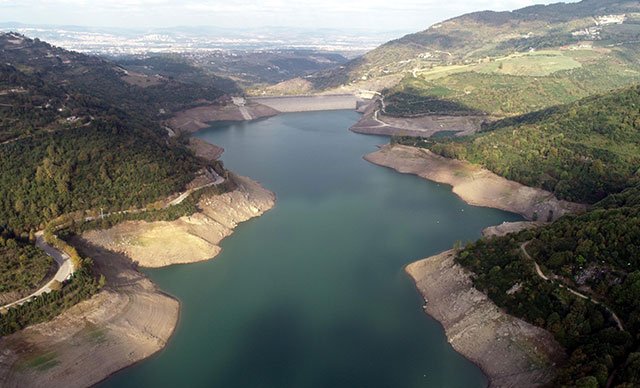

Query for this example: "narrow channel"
[101,110,522,387]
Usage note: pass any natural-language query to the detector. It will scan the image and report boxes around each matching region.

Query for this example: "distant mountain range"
[0,22,407,55]
[294,0,640,114]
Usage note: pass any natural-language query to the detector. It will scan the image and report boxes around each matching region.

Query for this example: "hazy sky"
[1,0,577,32]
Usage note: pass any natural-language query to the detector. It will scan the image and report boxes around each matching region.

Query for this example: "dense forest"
[402,79,640,385]
[0,123,201,233]
[0,266,101,336]
[0,233,52,297]
[456,193,640,386]
[0,33,229,233]
[397,85,640,203]
[66,180,236,235]
[0,33,229,331]
[382,91,484,117]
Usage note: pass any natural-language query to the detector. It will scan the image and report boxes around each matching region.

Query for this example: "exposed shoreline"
[365,144,585,385]
[350,100,489,138]
[406,249,565,387]
[2,107,583,387]
[168,102,280,134]
[168,94,367,135]
[365,144,586,221]
[82,175,276,268]
[0,238,180,388]
[0,174,275,387]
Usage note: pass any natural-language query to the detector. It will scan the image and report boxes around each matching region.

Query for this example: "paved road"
[0,232,76,310]
[0,169,224,311]
[521,241,624,331]
[167,169,224,207]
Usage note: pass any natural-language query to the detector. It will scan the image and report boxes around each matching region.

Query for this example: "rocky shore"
[0,175,275,387]
[406,250,565,387]
[0,239,179,388]
[365,144,586,221]
[82,175,275,268]
[366,144,585,386]
[168,102,279,134]
[350,101,488,137]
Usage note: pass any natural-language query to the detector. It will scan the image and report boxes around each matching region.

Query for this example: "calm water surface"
[102,110,522,388]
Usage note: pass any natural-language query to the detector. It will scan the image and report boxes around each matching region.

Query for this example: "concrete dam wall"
[248,94,362,113]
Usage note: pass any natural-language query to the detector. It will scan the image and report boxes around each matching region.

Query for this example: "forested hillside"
[0,33,229,332]
[456,193,640,386]
[399,85,640,203]
[0,230,52,299]
[0,33,226,234]
[382,32,640,384]
[0,33,227,129]
[310,0,640,118]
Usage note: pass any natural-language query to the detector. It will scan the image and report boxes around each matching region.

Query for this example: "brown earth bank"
[0,238,179,388]
[406,250,565,387]
[188,137,224,161]
[0,175,274,387]
[482,221,544,238]
[373,143,579,385]
[350,101,489,137]
[168,102,279,134]
[365,144,586,221]
[82,175,276,268]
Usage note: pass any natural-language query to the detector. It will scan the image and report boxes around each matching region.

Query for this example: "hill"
[305,0,640,118]
[388,56,640,385]
[0,33,230,234]
[0,33,231,333]
[456,204,639,385]
[397,85,640,204]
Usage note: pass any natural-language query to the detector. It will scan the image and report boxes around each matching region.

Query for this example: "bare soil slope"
[406,250,565,387]
[168,103,279,133]
[365,144,586,221]
[82,175,275,268]
[0,239,179,388]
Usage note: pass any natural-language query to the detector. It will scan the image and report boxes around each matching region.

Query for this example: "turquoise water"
[101,110,522,388]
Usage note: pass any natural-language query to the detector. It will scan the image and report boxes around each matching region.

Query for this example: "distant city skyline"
[1,0,579,33]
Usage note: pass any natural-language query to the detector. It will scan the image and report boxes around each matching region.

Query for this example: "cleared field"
[386,48,640,117]
[474,51,582,76]
[415,51,583,80]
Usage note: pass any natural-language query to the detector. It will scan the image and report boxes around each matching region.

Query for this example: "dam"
[247,94,363,112]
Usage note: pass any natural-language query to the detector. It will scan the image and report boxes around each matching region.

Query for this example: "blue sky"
[0,0,578,32]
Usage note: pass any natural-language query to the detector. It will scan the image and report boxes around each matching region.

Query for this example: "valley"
[2,0,640,386]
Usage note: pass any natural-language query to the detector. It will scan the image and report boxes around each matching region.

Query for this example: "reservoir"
[101,110,522,387]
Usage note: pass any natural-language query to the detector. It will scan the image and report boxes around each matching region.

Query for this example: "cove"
[100,110,522,388]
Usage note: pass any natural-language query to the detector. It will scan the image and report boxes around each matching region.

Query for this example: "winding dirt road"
[521,241,624,331]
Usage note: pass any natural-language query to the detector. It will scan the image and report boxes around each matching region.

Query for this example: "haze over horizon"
[1,0,580,34]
